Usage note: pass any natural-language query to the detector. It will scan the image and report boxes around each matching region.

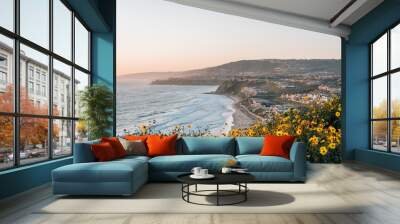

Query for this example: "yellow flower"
[276,130,284,136]
[335,111,341,117]
[248,129,256,136]
[328,143,336,149]
[316,127,323,133]
[328,126,336,133]
[309,135,319,145]
[320,146,328,155]
[296,128,302,135]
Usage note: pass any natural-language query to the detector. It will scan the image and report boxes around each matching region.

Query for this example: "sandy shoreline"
[229,96,257,129]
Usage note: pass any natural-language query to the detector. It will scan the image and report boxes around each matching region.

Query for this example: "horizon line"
[118,57,342,76]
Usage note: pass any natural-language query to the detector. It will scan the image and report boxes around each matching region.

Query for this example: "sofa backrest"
[74,137,268,162]
[177,137,235,155]
[73,139,100,163]
[235,137,264,155]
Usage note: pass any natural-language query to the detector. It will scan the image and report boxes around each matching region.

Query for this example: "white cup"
[200,169,208,176]
[221,167,232,174]
[191,167,202,176]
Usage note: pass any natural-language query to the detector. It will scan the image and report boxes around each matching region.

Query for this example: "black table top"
[177,172,255,185]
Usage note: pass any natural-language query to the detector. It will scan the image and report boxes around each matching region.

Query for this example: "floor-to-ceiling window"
[371,22,400,153]
[0,0,91,170]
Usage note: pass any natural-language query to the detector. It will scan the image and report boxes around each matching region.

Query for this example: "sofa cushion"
[235,137,264,155]
[147,135,178,157]
[236,155,293,172]
[260,135,296,159]
[178,137,235,155]
[53,159,147,183]
[149,154,235,172]
[101,137,127,158]
[91,142,118,162]
[119,138,147,156]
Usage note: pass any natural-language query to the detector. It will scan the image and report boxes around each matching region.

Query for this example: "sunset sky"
[117,0,341,76]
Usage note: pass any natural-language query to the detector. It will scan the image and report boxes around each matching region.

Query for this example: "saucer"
[190,174,215,179]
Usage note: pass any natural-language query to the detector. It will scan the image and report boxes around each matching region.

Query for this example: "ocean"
[116,79,234,136]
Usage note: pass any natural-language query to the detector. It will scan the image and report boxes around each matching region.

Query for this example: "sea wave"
[116,79,234,136]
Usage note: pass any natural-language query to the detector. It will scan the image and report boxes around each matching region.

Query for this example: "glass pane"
[0,34,14,112]
[392,24,400,70]
[391,120,400,153]
[53,59,72,117]
[0,0,14,31]
[74,69,89,118]
[75,120,88,143]
[0,116,14,170]
[20,117,49,165]
[372,76,387,119]
[53,0,72,60]
[20,0,49,49]
[20,44,49,115]
[391,72,400,118]
[75,18,89,69]
[372,121,388,151]
[372,33,387,76]
[53,119,72,157]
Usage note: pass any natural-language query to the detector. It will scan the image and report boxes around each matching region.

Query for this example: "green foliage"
[229,96,342,163]
[79,84,113,140]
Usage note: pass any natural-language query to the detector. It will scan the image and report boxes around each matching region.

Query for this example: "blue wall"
[0,158,72,199]
[344,0,400,170]
[0,0,116,200]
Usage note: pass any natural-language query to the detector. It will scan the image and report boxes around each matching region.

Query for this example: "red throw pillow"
[146,135,177,157]
[260,135,296,159]
[101,137,127,158]
[91,142,118,161]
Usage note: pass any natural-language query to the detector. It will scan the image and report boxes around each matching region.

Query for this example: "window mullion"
[48,0,54,160]
[71,10,76,155]
[13,0,21,167]
[388,30,391,153]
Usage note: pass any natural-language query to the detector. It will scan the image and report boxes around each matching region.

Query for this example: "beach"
[230,96,257,128]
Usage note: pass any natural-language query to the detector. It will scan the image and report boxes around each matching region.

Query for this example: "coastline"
[229,95,257,129]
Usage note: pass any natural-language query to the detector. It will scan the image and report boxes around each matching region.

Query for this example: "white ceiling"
[166,0,384,38]
[229,0,352,22]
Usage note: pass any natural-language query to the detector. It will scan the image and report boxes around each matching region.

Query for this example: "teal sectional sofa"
[52,137,306,196]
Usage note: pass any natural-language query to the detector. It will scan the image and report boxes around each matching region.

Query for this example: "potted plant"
[79,84,113,140]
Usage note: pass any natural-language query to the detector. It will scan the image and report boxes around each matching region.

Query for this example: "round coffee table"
[177,173,255,206]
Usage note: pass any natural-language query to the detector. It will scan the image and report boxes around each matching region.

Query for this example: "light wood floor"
[1,162,400,224]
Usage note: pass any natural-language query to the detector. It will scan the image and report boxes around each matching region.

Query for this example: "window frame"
[0,0,92,171]
[370,21,400,154]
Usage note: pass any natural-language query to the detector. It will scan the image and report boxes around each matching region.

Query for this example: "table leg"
[187,184,190,202]
[217,184,219,206]
[245,183,247,201]
[195,184,198,192]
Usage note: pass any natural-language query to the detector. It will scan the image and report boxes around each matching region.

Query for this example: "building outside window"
[41,85,46,97]
[28,81,34,94]
[28,67,34,80]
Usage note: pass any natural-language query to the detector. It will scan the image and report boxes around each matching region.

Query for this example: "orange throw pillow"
[124,135,148,142]
[146,135,177,157]
[260,135,296,159]
[101,137,127,158]
[91,142,117,161]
